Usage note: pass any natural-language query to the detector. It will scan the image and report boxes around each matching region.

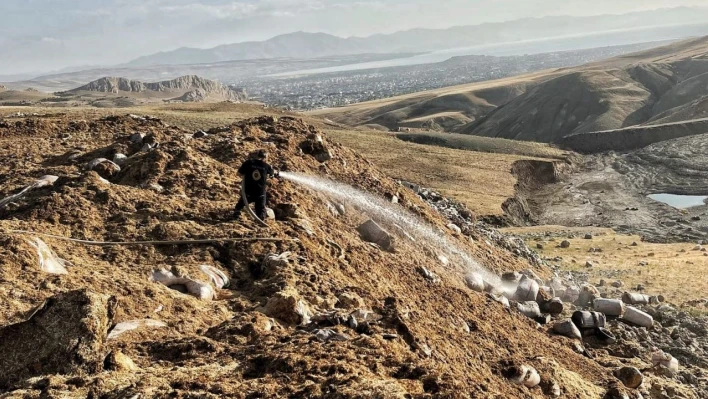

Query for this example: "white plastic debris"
[108,319,167,340]
[593,298,625,317]
[507,365,541,388]
[85,158,121,172]
[295,299,313,325]
[264,252,292,269]
[26,237,68,275]
[622,306,653,328]
[151,269,215,301]
[200,265,230,289]
[350,309,381,323]
[652,349,679,372]
[0,175,59,209]
[465,273,486,292]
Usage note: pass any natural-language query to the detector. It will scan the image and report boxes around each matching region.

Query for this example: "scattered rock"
[357,219,396,252]
[540,297,564,315]
[515,276,540,302]
[447,223,462,234]
[262,287,312,325]
[104,350,139,372]
[615,367,643,389]
[273,203,299,220]
[605,385,631,399]
[0,290,116,387]
[560,240,571,248]
[622,306,653,328]
[585,261,594,268]
[129,132,145,144]
[517,301,542,319]
[300,134,332,163]
[501,271,522,283]
[417,266,440,283]
[611,281,624,288]
[337,292,364,310]
[193,130,208,138]
[112,153,128,166]
[584,234,593,239]
[314,329,349,342]
[631,242,638,247]
[537,243,544,249]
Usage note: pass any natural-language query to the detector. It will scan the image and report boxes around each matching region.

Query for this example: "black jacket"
[238,159,274,193]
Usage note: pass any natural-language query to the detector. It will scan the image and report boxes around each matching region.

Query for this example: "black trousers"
[235,191,267,220]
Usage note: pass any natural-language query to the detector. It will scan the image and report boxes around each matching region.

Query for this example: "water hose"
[241,179,269,227]
[2,229,297,246]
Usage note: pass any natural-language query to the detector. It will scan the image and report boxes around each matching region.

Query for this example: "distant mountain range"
[127,7,708,67]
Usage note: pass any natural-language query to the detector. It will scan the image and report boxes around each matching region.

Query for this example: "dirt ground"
[0,110,635,398]
[523,134,708,243]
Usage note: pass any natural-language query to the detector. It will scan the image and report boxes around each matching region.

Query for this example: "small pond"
[647,194,708,209]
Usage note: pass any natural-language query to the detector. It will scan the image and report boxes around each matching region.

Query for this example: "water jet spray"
[279,171,501,286]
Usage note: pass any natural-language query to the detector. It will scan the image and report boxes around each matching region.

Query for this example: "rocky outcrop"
[0,290,116,388]
[68,75,247,102]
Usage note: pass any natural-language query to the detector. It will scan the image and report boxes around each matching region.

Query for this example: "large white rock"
[356,219,395,251]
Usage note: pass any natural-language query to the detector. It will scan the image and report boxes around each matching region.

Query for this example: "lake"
[270,23,708,77]
[648,194,708,209]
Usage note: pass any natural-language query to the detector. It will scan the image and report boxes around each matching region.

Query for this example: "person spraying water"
[234,149,280,223]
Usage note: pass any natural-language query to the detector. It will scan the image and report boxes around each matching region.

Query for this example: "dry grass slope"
[317,36,708,147]
[505,226,708,311]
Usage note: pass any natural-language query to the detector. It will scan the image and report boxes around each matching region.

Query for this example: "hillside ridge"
[318,35,708,150]
[67,75,247,102]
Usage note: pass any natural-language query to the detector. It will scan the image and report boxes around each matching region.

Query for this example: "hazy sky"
[1,0,707,75]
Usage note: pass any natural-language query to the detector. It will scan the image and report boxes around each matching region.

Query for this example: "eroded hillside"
[319,36,708,150]
[0,113,619,398]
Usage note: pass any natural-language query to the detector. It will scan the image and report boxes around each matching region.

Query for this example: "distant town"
[236,42,668,111]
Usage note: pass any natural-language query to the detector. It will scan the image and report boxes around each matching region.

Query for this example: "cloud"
[0,0,707,75]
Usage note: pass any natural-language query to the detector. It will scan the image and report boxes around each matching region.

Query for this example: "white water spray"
[280,171,501,286]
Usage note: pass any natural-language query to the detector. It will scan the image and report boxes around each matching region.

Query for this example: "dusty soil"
[0,112,643,398]
[521,133,708,243]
